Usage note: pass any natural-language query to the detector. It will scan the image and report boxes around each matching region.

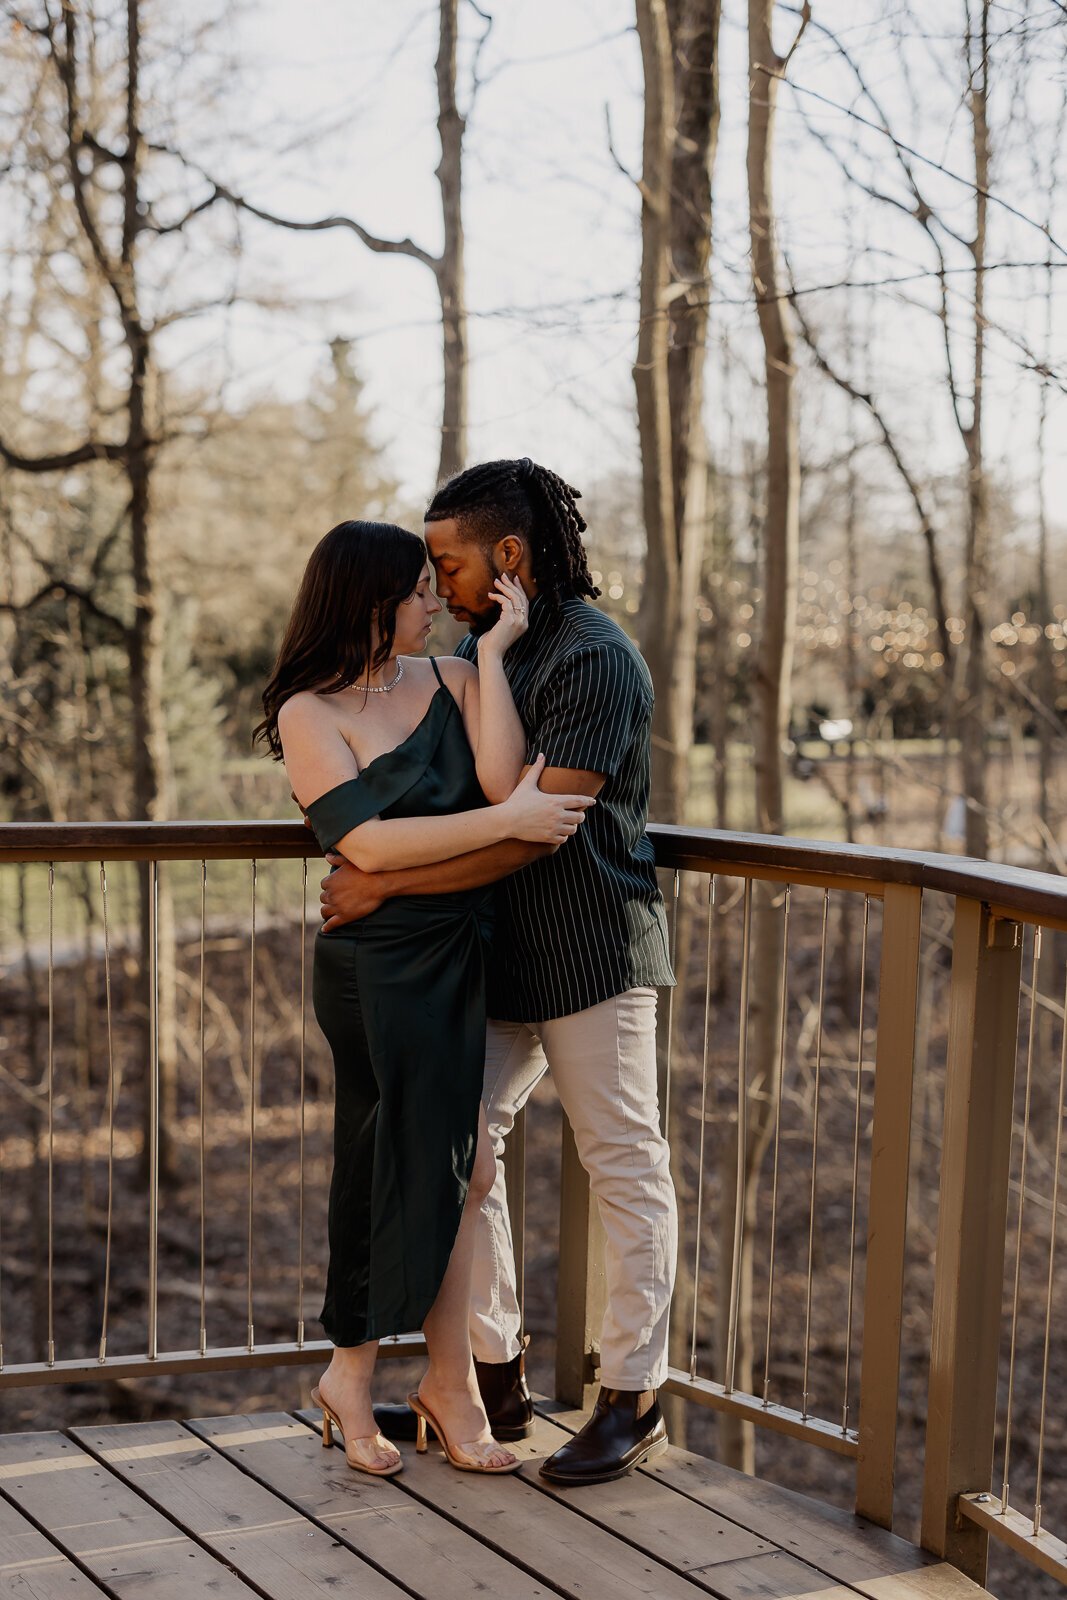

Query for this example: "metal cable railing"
[1,819,1066,1589]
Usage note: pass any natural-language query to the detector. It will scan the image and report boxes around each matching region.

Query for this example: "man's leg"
[537,986,677,1482]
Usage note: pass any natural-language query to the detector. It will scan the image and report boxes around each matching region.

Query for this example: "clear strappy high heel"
[407,1390,521,1474]
[311,1385,403,1477]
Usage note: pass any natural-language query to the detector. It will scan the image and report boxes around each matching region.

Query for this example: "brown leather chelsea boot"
[538,1387,666,1485]
[473,1343,534,1441]
[372,1340,534,1444]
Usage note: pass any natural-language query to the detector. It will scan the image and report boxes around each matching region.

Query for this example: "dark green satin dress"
[306,660,493,1347]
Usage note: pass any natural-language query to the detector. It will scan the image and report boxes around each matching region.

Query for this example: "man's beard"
[466,605,501,637]
[464,553,506,636]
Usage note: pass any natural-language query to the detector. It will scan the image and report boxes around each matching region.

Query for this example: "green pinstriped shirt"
[455,594,674,1023]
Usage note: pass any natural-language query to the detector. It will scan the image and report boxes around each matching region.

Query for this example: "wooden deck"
[0,1400,989,1599]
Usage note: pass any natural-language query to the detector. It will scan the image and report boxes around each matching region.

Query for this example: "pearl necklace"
[361,658,404,693]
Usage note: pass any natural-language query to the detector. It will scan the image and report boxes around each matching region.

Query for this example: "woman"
[256,519,592,1476]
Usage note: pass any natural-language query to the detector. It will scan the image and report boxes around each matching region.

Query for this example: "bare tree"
[632,0,721,825]
[790,300,954,674]
[710,0,809,1475]
[787,6,1010,858]
[0,0,245,1175]
[957,0,992,860]
[213,0,481,487]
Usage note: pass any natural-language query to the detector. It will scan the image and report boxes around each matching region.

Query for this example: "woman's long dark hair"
[254,519,426,760]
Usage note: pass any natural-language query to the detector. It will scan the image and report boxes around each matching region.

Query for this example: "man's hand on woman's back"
[320,855,386,931]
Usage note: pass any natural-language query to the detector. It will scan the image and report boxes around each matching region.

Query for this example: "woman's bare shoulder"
[433,654,478,692]
[276,689,337,735]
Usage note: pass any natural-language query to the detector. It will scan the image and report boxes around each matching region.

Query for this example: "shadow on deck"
[0,1399,987,1599]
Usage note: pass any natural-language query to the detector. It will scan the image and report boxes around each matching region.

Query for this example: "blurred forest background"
[1,0,1065,857]
[2,5,1067,1594]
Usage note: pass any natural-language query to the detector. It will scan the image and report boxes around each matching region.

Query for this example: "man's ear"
[493,535,525,574]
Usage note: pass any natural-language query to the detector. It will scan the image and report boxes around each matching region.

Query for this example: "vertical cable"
[297,858,307,1349]
[1001,925,1041,1513]
[1034,954,1067,1536]
[689,876,716,1378]
[842,895,871,1431]
[247,859,257,1352]
[47,863,55,1367]
[663,870,680,1136]
[98,865,117,1363]
[147,860,160,1361]
[0,887,3,1371]
[801,888,830,1419]
[762,883,791,1405]
[199,861,208,1357]
[516,1106,528,1342]
[725,877,753,1394]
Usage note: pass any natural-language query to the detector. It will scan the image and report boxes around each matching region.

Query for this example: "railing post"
[921,898,1022,1586]
[555,1115,607,1409]
[502,1106,526,1332]
[856,882,923,1528]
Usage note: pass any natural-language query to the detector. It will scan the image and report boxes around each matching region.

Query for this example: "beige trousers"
[470,987,678,1390]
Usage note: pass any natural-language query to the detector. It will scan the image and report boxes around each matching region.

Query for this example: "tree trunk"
[1033,88,1062,864]
[434,0,467,483]
[719,0,806,1473]
[708,461,734,841]
[120,0,180,1174]
[636,0,721,825]
[958,1,991,861]
[748,1,799,839]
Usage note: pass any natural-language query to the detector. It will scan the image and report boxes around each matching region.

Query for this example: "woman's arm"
[278,693,593,872]
[459,573,530,802]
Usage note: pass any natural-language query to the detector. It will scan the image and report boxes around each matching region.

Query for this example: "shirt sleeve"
[527,645,650,778]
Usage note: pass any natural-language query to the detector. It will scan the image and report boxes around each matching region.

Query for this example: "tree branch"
[757,59,1067,260]
[790,292,954,668]
[142,186,228,237]
[0,577,128,639]
[0,436,125,472]
[780,0,811,72]
[216,184,440,272]
[605,102,651,202]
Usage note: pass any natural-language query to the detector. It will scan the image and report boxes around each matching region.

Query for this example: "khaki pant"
[470,987,678,1390]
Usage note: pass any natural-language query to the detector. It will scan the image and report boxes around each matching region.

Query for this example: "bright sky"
[164,0,1066,558]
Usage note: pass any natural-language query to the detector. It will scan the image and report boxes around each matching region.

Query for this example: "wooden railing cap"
[0,818,1064,924]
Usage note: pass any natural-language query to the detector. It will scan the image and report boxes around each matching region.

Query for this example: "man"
[320,457,677,1484]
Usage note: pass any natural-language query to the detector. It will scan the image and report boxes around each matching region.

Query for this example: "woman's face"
[390,564,443,655]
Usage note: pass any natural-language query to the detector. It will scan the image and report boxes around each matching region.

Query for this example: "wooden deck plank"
[294,1405,715,1600]
[541,1406,988,1600]
[71,1419,409,1600]
[0,1492,107,1598]
[683,1552,857,1599]
[0,1430,256,1599]
[186,1411,553,1600]
[512,1410,868,1600]
[640,1451,985,1600]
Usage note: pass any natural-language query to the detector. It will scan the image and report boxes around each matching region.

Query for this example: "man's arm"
[319,765,606,931]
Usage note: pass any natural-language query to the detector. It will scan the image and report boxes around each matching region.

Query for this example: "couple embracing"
[256,458,678,1484]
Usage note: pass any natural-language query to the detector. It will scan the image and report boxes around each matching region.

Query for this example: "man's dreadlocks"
[425,457,601,612]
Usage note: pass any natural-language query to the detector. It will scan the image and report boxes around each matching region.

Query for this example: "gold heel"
[407,1391,520,1474]
[310,1386,403,1477]
[311,1386,337,1447]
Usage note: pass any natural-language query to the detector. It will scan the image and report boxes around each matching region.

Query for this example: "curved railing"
[0,819,1064,1589]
